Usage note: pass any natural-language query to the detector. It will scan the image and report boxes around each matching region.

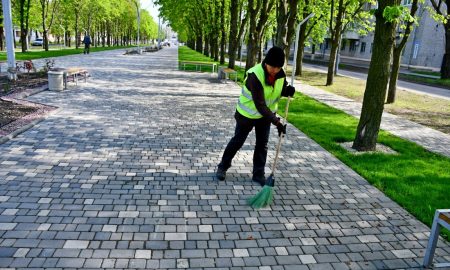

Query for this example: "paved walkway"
[0,47,449,269]
[298,83,450,158]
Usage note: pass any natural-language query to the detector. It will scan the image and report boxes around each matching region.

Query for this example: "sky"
[140,0,160,23]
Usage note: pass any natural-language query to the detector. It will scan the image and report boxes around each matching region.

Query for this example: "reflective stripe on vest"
[236,64,284,119]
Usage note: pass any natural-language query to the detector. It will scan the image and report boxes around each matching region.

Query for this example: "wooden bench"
[179,61,217,73]
[423,209,450,268]
[63,68,88,89]
[218,67,237,82]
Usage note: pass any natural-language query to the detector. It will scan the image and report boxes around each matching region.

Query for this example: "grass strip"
[298,70,450,135]
[0,45,137,61]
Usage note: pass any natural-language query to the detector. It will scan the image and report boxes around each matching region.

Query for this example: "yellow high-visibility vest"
[236,64,284,119]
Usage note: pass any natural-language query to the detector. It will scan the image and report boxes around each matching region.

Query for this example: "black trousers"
[84,44,90,54]
[218,111,271,178]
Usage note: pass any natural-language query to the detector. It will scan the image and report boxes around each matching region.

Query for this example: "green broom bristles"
[247,185,274,209]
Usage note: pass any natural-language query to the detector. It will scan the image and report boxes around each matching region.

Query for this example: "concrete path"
[0,47,449,269]
[298,82,450,159]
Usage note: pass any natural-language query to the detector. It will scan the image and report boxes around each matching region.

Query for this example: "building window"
[360,42,366,53]
[370,43,374,53]
[349,40,357,52]
[341,40,346,51]
[402,0,412,5]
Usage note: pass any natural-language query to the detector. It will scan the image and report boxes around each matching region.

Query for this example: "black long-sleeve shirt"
[244,63,291,125]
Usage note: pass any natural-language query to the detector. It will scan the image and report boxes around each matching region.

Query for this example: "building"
[317,0,445,71]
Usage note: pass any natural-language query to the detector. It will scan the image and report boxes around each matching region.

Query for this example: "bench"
[179,61,217,73]
[218,67,238,82]
[63,68,88,89]
[423,209,450,268]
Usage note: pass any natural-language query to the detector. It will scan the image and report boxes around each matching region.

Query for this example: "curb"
[0,108,61,146]
[0,84,59,146]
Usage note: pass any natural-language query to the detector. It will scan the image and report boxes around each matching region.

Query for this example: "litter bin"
[48,70,64,91]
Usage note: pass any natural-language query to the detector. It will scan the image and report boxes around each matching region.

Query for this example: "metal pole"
[157,16,161,47]
[291,13,315,86]
[2,0,17,80]
[135,1,140,54]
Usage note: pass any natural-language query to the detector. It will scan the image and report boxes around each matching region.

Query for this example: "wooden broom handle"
[271,96,291,172]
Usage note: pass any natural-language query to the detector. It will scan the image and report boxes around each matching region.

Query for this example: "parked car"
[31,38,43,46]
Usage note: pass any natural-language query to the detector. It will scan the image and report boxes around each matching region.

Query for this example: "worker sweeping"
[216,46,295,185]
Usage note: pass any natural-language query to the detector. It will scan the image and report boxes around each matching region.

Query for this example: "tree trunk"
[246,0,274,71]
[220,0,226,64]
[204,35,209,56]
[326,0,344,86]
[275,0,289,50]
[386,46,401,104]
[295,22,307,76]
[227,0,239,68]
[386,0,418,103]
[195,33,202,52]
[75,12,79,49]
[353,0,398,151]
[0,26,3,51]
[440,19,450,78]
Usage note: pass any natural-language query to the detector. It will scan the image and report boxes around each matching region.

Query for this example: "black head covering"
[264,46,285,67]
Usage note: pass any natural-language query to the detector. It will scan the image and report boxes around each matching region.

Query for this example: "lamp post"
[59,25,65,49]
[157,16,161,48]
[2,0,17,80]
[128,0,140,53]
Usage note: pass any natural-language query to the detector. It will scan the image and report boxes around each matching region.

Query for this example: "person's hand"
[286,85,295,97]
[276,121,287,137]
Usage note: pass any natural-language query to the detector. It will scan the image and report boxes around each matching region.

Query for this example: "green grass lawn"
[0,45,137,61]
[178,46,247,82]
[399,73,450,88]
[180,45,450,240]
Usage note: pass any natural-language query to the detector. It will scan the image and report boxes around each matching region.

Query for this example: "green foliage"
[383,5,414,24]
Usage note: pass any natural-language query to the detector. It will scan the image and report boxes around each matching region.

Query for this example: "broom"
[247,97,291,209]
[247,13,315,209]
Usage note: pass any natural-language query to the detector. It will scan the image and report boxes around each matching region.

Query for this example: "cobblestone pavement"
[0,47,449,269]
[299,83,450,159]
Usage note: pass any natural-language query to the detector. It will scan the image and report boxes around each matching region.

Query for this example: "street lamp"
[130,0,141,54]
[2,0,17,80]
[59,25,65,49]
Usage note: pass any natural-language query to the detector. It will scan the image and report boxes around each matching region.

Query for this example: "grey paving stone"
[0,47,448,270]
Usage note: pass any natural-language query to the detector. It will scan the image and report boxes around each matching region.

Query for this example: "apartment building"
[318,0,445,70]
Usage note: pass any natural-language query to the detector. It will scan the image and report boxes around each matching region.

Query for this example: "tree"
[353,0,400,151]
[326,0,371,85]
[246,0,275,70]
[274,0,299,66]
[16,0,33,52]
[39,0,60,51]
[294,0,328,76]
[429,0,450,78]
[228,0,248,69]
[386,0,420,103]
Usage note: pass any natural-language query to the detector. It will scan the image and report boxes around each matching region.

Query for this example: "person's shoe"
[252,176,266,187]
[216,167,226,181]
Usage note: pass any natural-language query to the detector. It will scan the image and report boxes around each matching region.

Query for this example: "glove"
[276,121,287,137]
[286,85,295,97]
